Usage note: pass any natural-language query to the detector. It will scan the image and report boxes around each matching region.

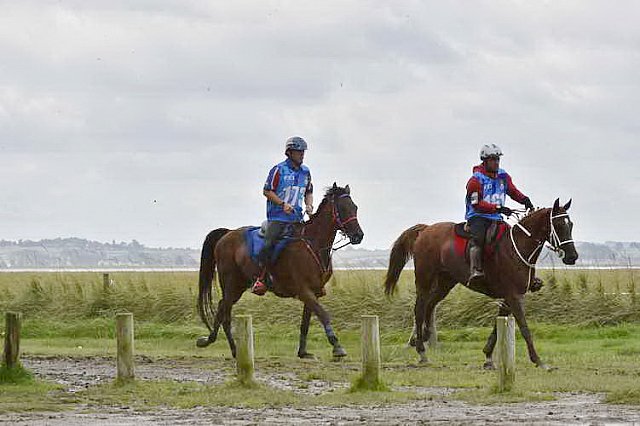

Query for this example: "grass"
[0,269,638,329]
[0,270,639,411]
[0,365,75,414]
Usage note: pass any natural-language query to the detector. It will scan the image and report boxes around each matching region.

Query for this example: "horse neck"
[303,200,338,257]
[510,208,551,262]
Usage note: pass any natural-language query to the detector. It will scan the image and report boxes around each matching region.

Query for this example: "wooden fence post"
[233,315,255,386]
[496,315,516,392]
[3,312,21,369]
[351,315,386,391]
[116,313,134,381]
[103,273,111,291]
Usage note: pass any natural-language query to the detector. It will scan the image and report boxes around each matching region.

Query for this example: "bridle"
[330,193,358,251]
[509,208,574,289]
[301,193,360,270]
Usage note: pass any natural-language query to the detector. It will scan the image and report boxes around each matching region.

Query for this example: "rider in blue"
[251,136,314,295]
[465,144,534,285]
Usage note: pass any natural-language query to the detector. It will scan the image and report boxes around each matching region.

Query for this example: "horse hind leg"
[415,273,456,364]
[217,272,246,359]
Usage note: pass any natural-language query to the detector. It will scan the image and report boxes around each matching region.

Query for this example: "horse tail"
[198,228,230,331]
[384,224,427,296]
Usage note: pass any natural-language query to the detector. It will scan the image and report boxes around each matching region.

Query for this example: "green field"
[1,269,639,412]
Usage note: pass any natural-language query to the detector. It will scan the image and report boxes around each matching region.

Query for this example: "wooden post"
[233,315,255,386]
[116,313,134,381]
[3,312,21,368]
[496,315,516,392]
[103,273,111,291]
[427,307,438,347]
[361,315,381,388]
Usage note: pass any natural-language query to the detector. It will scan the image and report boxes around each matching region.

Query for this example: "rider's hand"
[497,206,513,216]
[282,202,294,214]
[523,197,534,211]
[305,204,314,216]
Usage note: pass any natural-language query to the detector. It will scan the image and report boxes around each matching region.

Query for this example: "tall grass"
[0,269,638,331]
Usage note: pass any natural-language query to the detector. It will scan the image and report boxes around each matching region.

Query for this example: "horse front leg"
[506,294,551,370]
[482,303,511,370]
[300,290,346,358]
[297,304,314,359]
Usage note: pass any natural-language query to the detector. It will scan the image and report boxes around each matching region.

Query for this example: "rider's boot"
[251,247,271,296]
[468,242,485,286]
[251,268,268,296]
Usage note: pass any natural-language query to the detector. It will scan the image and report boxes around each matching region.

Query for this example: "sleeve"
[466,176,498,213]
[505,174,527,204]
[263,165,280,192]
[305,171,313,195]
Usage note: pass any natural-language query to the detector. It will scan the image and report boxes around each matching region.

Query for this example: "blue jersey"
[465,168,508,221]
[264,159,312,223]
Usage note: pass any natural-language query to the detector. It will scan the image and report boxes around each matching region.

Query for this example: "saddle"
[244,222,297,265]
[452,221,509,260]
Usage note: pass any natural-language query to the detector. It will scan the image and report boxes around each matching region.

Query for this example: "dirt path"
[2,356,639,425]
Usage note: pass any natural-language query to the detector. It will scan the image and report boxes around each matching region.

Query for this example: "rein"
[303,193,358,272]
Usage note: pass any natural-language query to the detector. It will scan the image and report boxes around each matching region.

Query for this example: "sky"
[0,1,638,249]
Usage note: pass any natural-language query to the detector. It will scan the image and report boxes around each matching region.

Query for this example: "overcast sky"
[0,1,638,249]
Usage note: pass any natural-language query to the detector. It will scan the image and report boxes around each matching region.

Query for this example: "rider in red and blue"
[465,144,534,285]
[251,136,314,295]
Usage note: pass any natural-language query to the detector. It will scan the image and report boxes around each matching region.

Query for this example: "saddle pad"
[452,222,509,260]
[244,227,294,264]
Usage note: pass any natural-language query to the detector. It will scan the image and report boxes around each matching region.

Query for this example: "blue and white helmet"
[480,143,503,160]
[285,136,308,152]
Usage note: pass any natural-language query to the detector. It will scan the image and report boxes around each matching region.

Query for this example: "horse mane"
[306,185,349,223]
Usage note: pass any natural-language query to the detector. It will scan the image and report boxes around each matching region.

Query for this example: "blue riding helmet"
[285,136,308,152]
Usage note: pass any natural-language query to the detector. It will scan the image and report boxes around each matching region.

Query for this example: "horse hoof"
[483,361,496,370]
[298,352,316,360]
[196,336,211,348]
[418,352,429,364]
[537,363,557,371]
[332,347,347,358]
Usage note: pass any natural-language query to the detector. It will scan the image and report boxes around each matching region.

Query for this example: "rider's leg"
[252,221,286,294]
[468,217,491,284]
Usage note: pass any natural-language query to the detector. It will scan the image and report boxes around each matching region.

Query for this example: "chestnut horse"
[196,183,364,358]
[384,199,578,369]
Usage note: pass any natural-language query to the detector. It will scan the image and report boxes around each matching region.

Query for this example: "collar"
[285,158,301,170]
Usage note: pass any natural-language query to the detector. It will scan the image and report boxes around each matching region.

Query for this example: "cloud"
[0,1,638,248]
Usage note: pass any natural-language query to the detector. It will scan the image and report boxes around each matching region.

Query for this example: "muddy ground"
[2,356,640,425]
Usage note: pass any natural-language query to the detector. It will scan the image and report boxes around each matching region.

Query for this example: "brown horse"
[384,199,578,369]
[196,183,364,358]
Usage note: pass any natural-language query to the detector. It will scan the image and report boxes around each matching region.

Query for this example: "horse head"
[550,198,578,265]
[326,182,364,245]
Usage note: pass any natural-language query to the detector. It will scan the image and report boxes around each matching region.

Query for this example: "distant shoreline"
[1,266,638,273]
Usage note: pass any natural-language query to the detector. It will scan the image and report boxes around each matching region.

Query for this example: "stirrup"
[251,278,268,296]
[467,270,485,286]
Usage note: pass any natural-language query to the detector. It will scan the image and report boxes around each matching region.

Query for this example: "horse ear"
[553,198,560,213]
[332,182,338,189]
[563,199,572,211]
[345,184,350,194]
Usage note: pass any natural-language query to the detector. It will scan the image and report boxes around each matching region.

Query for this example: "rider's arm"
[304,178,313,214]
[466,176,499,213]
[263,189,285,206]
[263,166,288,208]
[505,174,528,204]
